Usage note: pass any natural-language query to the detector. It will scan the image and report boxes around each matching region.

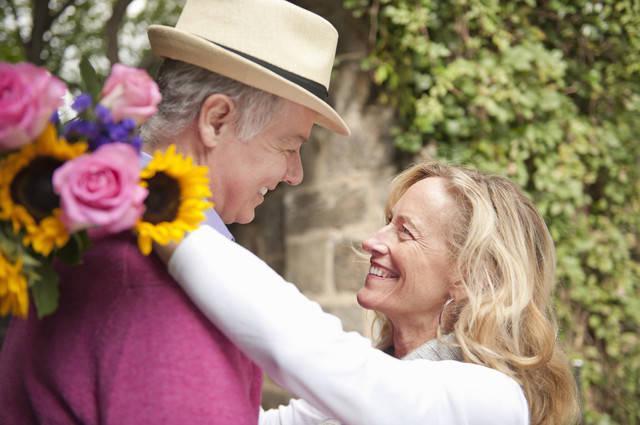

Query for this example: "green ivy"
[344,0,640,423]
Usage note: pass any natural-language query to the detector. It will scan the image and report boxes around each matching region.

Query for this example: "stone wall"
[230,0,399,409]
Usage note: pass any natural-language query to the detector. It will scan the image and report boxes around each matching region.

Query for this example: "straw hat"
[148,0,350,136]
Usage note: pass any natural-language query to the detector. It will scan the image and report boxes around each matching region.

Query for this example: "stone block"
[300,104,395,186]
[334,238,369,293]
[285,236,330,295]
[286,184,367,234]
[323,119,395,177]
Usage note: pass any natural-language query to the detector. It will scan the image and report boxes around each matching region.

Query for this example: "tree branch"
[105,0,134,65]
[26,0,48,64]
[25,0,77,64]
[368,0,380,49]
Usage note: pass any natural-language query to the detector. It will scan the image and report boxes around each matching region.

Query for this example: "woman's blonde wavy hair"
[374,162,579,425]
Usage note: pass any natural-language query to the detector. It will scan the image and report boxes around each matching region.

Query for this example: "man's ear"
[198,94,236,148]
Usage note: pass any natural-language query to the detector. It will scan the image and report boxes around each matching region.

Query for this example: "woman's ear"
[449,265,466,301]
[198,94,236,148]
[449,281,466,302]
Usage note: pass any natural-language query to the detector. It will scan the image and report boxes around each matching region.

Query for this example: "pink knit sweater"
[0,233,262,424]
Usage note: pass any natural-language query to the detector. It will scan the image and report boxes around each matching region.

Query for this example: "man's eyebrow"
[283,135,308,144]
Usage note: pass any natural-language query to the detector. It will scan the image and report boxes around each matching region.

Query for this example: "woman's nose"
[362,231,389,256]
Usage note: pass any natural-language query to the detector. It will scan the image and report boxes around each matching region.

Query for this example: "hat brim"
[148,25,350,136]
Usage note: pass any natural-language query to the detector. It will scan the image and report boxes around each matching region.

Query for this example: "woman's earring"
[438,297,455,330]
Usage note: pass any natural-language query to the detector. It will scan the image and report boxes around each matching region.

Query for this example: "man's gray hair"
[141,59,284,147]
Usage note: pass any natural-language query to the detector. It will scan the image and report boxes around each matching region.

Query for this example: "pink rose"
[100,64,161,125]
[53,143,148,236]
[0,62,67,151]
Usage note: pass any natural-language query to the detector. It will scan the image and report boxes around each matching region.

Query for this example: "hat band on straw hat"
[213,41,330,103]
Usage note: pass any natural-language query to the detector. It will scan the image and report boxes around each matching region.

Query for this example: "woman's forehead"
[390,178,456,228]
[398,178,453,210]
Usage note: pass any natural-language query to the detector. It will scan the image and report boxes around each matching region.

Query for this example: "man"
[0,0,349,423]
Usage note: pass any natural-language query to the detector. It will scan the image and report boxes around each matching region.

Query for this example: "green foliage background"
[343,0,640,423]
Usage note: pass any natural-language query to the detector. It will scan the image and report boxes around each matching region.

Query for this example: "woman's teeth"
[369,265,397,278]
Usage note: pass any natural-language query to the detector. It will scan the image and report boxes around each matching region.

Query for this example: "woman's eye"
[401,225,414,238]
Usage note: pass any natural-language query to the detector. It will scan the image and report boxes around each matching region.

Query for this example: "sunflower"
[0,124,87,256]
[0,252,29,318]
[135,145,213,255]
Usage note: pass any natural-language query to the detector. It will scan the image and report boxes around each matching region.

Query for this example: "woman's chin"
[357,276,399,312]
[356,290,371,310]
[356,288,384,312]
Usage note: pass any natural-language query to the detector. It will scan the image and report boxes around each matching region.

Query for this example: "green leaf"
[31,265,60,319]
[77,230,91,252]
[374,64,390,84]
[79,57,101,99]
[57,231,91,265]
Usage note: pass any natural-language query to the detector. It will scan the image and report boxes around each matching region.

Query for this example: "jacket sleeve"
[260,399,340,425]
[169,226,530,425]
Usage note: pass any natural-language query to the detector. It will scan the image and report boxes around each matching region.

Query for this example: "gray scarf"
[401,334,463,362]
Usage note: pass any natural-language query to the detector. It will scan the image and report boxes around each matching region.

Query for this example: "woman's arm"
[168,226,528,425]
[260,399,340,425]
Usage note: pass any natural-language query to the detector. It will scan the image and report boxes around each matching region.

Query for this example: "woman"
[160,162,579,425]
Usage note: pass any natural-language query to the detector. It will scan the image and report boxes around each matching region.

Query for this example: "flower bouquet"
[0,61,212,319]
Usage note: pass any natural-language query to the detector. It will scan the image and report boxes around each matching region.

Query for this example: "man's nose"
[284,154,304,186]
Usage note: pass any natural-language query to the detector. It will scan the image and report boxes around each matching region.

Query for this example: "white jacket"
[168,226,530,425]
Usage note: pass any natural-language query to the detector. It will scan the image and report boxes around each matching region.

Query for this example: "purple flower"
[63,119,99,141]
[107,122,130,141]
[71,93,93,113]
[121,118,136,131]
[89,135,111,151]
[130,135,142,152]
[60,89,145,153]
[95,104,112,124]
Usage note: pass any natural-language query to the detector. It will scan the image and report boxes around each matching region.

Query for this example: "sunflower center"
[10,156,62,222]
[142,172,181,224]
